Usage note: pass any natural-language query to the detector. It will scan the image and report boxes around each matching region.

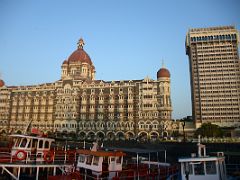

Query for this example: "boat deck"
[0,161,73,167]
[0,161,74,180]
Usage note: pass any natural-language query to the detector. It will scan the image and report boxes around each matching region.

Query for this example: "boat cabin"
[178,137,227,180]
[179,156,226,180]
[10,134,55,161]
[76,143,126,178]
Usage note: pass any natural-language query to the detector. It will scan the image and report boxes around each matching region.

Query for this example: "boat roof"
[107,147,165,154]
[76,149,126,157]
[178,156,225,163]
[9,134,55,141]
[141,161,171,167]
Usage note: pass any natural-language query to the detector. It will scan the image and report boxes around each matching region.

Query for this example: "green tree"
[171,131,180,137]
[195,123,223,138]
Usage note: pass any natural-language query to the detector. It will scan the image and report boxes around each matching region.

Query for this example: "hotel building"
[0,39,177,140]
[186,26,240,127]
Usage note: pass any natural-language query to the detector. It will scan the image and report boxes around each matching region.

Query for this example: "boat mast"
[24,119,33,134]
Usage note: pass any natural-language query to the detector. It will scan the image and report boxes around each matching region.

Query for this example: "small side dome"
[0,79,5,87]
[157,68,170,78]
[62,60,68,65]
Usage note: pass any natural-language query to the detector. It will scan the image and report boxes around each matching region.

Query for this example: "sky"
[0,0,239,119]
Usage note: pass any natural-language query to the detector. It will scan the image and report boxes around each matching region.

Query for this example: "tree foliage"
[195,123,223,138]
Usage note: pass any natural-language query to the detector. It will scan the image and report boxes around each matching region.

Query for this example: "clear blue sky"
[0,0,239,119]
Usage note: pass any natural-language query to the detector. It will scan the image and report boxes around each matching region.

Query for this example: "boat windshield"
[206,161,217,174]
[93,156,99,166]
[116,156,122,164]
[183,162,193,175]
[194,163,204,175]
[20,138,28,148]
[14,137,28,148]
[86,155,93,165]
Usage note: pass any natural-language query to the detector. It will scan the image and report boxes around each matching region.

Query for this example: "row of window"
[12,91,54,96]
[10,123,53,128]
[202,117,239,120]
[55,122,135,128]
[80,87,134,94]
[194,48,237,53]
[199,85,238,90]
[80,104,135,109]
[201,114,239,117]
[191,34,237,42]
[201,107,239,111]
[194,44,236,49]
[81,95,134,101]
[198,90,238,94]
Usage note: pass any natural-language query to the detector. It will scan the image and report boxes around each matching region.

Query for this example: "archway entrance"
[138,132,148,142]
[16,130,22,134]
[79,132,86,140]
[87,132,95,141]
[125,132,135,140]
[107,132,115,140]
[150,132,159,141]
[116,132,125,140]
[96,132,105,141]
[162,131,168,139]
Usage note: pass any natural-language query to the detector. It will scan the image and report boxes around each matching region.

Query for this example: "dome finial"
[77,38,85,49]
[162,59,165,68]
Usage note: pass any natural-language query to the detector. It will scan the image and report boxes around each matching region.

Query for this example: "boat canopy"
[9,134,54,142]
[76,149,126,157]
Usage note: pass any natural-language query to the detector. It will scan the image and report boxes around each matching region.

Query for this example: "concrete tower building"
[186,26,240,127]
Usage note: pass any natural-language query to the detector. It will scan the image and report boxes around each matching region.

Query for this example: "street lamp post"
[182,121,186,142]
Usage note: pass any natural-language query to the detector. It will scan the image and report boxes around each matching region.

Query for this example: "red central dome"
[68,48,92,65]
[157,68,170,78]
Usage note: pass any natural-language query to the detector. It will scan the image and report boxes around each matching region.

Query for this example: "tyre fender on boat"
[44,150,54,163]
[15,150,27,161]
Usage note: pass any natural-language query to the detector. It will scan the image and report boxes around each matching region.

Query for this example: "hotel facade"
[186,26,240,128]
[0,39,178,140]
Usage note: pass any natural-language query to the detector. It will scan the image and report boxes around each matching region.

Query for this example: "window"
[206,161,216,174]
[86,155,93,165]
[45,141,49,149]
[194,163,204,175]
[116,156,122,164]
[20,138,28,148]
[183,162,193,175]
[39,140,43,149]
[93,156,99,166]
[79,155,85,163]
